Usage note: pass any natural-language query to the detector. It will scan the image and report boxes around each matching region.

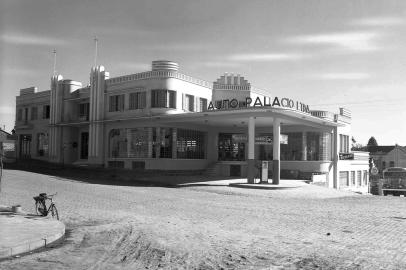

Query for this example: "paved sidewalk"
[176,178,309,189]
[0,205,65,260]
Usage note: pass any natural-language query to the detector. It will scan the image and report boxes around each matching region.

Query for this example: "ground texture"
[0,169,405,270]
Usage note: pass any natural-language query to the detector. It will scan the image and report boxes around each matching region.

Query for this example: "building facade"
[14,60,369,192]
[369,145,406,172]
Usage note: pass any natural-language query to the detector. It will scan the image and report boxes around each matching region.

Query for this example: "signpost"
[371,167,379,176]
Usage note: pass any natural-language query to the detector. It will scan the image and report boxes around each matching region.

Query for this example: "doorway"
[80,132,89,159]
[19,134,32,159]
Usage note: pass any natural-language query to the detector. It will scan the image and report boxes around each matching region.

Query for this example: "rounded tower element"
[152,60,179,71]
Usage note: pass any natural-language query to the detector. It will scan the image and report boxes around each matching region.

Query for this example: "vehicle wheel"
[50,205,59,220]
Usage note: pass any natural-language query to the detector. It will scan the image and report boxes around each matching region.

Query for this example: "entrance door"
[20,134,32,159]
[80,132,89,159]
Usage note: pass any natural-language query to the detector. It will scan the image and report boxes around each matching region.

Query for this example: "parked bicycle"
[33,193,59,220]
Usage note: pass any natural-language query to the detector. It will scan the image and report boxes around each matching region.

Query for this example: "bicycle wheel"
[50,204,59,220]
[35,201,43,215]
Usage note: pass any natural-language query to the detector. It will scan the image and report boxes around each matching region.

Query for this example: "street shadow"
[4,160,238,188]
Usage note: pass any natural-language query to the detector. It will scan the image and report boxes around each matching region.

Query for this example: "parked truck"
[381,167,406,196]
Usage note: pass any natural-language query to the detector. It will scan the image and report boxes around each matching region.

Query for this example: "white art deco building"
[14,60,370,192]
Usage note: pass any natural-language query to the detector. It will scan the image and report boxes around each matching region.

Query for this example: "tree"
[367,136,378,147]
[367,136,378,152]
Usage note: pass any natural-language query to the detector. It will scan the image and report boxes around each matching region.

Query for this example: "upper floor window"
[43,105,50,119]
[198,98,207,112]
[31,107,38,120]
[24,108,28,122]
[340,134,349,153]
[129,92,146,110]
[79,103,90,121]
[17,109,22,121]
[109,95,125,112]
[183,94,194,112]
[151,89,176,108]
[389,161,395,167]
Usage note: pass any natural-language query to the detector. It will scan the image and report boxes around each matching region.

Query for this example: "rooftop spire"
[52,49,57,76]
[94,36,98,67]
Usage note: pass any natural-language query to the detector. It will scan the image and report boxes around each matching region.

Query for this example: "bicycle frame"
[34,193,58,219]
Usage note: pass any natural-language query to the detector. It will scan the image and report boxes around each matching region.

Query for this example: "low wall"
[107,158,209,171]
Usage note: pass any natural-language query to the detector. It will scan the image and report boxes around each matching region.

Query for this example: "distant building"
[369,145,406,172]
[14,60,369,192]
[0,129,16,162]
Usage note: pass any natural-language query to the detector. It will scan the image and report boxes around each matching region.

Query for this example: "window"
[17,109,22,121]
[154,127,173,158]
[37,133,49,157]
[127,128,149,158]
[307,132,320,161]
[389,161,395,167]
[31,107,38,120]
[339,171,349,187]
[109,95,125,112]
[176,129,206,159]
[357,170,362,186]
[351,171,356,186]
[340,134,350,153]
[79,103,89,121]
[281,132,302,161]
[109,129,127,158]
[129,92,146,110]
[199,98,207,112]
[151,89,176,108]
[363,170,368,186]
[382,161,386,169]
[184,94,194,111]
[43,105,50,119]
[24,108,28,122]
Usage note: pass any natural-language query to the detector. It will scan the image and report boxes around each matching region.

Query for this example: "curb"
[229,183,299,190]
[0,218,65,260]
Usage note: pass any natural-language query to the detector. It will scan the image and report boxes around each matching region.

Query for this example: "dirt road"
[0,169,405,269]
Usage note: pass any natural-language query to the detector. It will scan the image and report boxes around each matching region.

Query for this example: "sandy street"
[0,169,405,269]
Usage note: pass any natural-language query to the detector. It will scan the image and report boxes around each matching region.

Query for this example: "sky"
[1,0,405,145]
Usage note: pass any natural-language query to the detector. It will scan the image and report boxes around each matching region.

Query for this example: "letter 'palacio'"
[14,60,370,192]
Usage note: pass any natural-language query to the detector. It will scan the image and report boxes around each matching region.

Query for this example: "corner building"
[14,60,369,192]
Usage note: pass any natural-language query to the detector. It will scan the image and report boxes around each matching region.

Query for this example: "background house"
[369,145,406,172]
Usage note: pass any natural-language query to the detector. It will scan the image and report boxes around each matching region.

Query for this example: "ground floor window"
[109,129,127,158]
[153,127,173,158]
[357,170,362,186]
[351,171,356,186]
[363,170,368,186]
[281,132,302,160]
[339,171,349,186]
[128,128,149,158]
[177,129,206,159]
[306,132,320,161]
[218,133,245,161]
[109,127,207,159]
